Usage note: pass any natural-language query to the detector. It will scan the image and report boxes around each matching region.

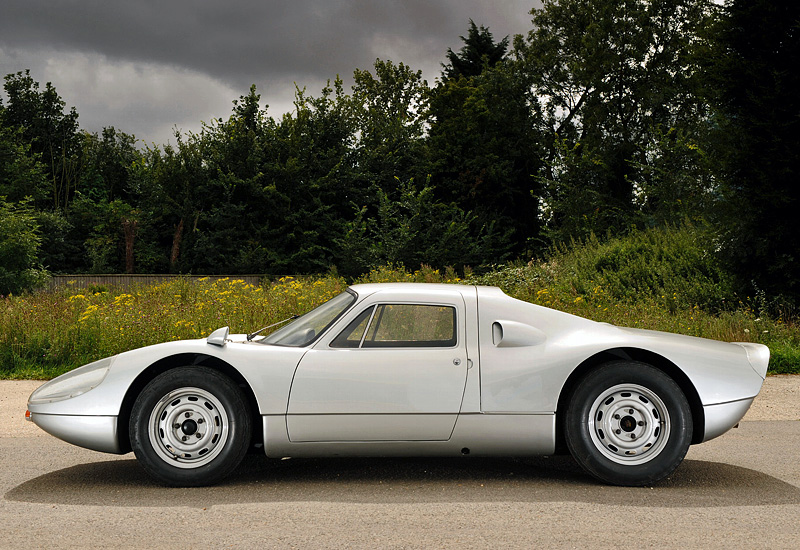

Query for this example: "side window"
[365,304,456,347]
[331,304,457,348]
[330,306,375,348]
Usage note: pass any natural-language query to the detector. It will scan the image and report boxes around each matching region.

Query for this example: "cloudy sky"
[0,1,539,146]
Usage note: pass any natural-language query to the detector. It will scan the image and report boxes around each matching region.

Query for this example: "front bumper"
[29,412,123,454]
[702,397,755,442]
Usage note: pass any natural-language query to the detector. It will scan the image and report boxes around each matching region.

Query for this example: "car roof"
[348,282,476,298]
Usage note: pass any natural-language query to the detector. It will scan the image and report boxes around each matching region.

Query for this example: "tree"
[79,127,140,201]
[261,81,358,274]
[443,20,510,79]
[0,112,79,274]
[67,197,142,273]
[0,116,49,204]
[516,0,713,242]
[0,198,48,294]
[705,0,800,306]
[136,131,213,273]
[2,71,81,211]
[350,59,429,196]
[428,23,541,257]
[337,178,503,275]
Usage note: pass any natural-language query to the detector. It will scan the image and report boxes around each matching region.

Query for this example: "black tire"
[130,367,252,486]
[564,361,692,486]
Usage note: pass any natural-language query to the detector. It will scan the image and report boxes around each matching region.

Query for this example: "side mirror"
[207,326,230,347]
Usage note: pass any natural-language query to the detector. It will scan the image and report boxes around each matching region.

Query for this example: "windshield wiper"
[246,314,299,341]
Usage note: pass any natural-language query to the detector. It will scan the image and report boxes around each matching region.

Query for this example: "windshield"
[260,290,356,347]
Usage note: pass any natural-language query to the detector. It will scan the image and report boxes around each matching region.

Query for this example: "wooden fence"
[46,274,268,291]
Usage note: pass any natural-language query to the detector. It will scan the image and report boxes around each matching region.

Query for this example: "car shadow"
[6,455,800,509]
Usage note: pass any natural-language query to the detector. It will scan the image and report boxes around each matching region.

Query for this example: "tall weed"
[1,229,798,378]
[0,275,346,378]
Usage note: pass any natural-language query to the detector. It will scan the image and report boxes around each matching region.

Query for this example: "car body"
[27,283,769,486]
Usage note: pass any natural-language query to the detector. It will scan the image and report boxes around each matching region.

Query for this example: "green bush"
[0,198,49,296]
[469,224,798,374]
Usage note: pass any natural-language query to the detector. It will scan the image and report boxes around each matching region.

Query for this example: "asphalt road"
[2,381,799,548]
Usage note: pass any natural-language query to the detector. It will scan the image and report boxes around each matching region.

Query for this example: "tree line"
[1,0,798,309]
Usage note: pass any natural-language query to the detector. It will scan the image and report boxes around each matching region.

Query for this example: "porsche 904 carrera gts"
[26,283,769,486]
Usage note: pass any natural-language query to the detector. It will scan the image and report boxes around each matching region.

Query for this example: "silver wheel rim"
[587,383,670,465]
[148,387,230,469]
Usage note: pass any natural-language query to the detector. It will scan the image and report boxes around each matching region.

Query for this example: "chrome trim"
[30,413,122,454]
[358,306,378,348]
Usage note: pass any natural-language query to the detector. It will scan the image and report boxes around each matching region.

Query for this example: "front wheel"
[565,361,692,486]
[130,367,251,486]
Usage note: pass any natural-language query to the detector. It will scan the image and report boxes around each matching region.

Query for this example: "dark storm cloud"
[0,0,538,144]
[1,0,533,85]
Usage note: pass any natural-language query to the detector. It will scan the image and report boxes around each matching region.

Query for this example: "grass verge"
[1,227,797,378]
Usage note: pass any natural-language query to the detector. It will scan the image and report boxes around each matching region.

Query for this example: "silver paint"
[27,283,768,468]
[29,413,120,454]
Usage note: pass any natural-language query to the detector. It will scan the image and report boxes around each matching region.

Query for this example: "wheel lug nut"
[630,434,636,439]
[197,418,204,424]
[628,409,634,414]
[173,423,181,429]
[615,429,621,434]
[638,421,645,426]
[185,412,192,418]
[181,436,188,442]
[614,414,620,419]
[195,433,202,439]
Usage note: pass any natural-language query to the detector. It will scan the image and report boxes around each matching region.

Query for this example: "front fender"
[27,339,307,417]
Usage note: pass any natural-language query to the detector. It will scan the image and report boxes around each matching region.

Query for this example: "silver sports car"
[26,283,769,487]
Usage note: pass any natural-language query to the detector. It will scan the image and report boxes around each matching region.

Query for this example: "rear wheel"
[130,367,251,486]
[565,361,692,486]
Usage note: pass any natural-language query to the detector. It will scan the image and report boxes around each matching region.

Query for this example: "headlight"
[29,357,114,404]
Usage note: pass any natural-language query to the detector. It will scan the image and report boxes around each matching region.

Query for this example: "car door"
[286,291,469,442]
